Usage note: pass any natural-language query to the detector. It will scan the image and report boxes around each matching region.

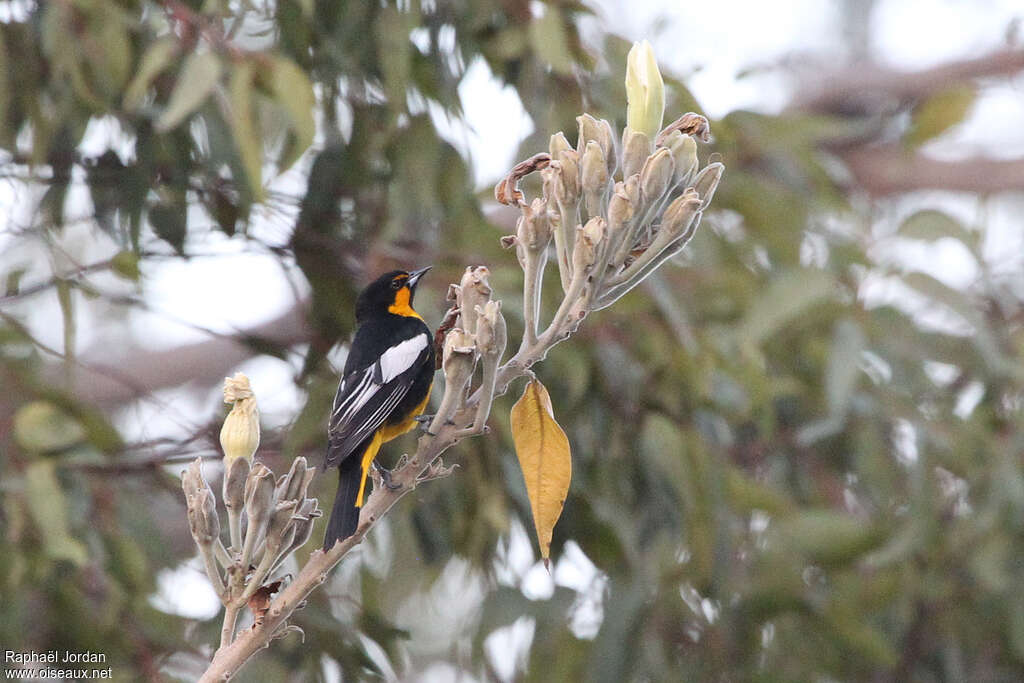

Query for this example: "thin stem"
[214,539,232,568]
[220,605,240,651]
[541,269,588,344]
[200,544,227,598]
[521,249,546,347]
[606,208,701,289]
[553,202,574,292]
[228,508,242,552]
[595,225,699,310]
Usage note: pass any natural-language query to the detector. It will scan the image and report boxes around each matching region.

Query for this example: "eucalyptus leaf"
[155,51,222,132]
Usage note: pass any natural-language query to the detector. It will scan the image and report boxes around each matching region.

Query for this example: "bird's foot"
[372,461,403,491]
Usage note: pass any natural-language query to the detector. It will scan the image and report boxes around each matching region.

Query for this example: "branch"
[839,144,1024,195]
[793,48,1024,114]
[47,302,312,407]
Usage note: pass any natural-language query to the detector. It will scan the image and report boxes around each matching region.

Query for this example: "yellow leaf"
[510,380,572,563]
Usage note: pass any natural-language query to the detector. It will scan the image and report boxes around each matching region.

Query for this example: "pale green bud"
[625,40,665,139]
[220,373,259,464]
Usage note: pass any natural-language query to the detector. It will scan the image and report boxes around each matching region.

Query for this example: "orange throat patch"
[388,286,423,320]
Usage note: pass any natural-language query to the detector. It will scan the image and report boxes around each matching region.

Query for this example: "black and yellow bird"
[322,267,435,549]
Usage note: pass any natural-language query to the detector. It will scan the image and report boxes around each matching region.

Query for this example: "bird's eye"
[391,279,403,290]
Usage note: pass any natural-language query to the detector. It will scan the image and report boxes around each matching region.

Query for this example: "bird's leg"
[413,413,448,436]
[372,460,403,491]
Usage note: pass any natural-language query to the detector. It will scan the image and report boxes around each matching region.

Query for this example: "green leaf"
[906,85,975,147]
[825,318,865,416]
[123,37,177,111]
[4,267,25,297]
[529,8,574,76]
[267,56,315,170]
[110,250,140,281]
[155,51,222,132]
[149,203,186,254]
[24,461,88,565]
[737,268,835,343]
[374,5,411,107]
[774,510,886,567]
[899,209,974,246]
[56,278,74,359]
[13,401,86,453]
[228,61,263,198]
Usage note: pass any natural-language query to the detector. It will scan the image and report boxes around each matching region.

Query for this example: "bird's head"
[355,267,431,322]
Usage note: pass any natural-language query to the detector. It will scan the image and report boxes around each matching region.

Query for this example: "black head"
[355,267,431,322]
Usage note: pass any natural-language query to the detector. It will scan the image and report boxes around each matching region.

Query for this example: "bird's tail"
[324,456,362,550]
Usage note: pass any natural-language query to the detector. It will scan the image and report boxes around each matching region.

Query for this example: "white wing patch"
[377,333,429,383]
[330,333,429,427]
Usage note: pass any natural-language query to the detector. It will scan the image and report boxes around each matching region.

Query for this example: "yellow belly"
[355,391,431,507]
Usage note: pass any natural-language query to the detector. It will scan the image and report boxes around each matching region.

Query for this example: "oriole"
[322,267,435,549]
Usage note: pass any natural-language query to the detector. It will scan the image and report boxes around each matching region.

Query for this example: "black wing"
[325,331,431,468]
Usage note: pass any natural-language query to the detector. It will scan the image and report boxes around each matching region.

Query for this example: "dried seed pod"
[223,456,250,514]
[621,129,650,179]
[191,488,220,546]
[458,266,492,336]
[580,141,608,198]
[475,300,507,360]
[278,456,310,503]
[663,131,699,187]
[442,328,477,381]
[598,117,617,176]
[692,162,724,209]
[244,463,276,529]
[267,500,297,544]
[516,198,552,253]
[555,149,580,205]
[661,189,702,237]
[183,459,219,546]
[572,217,607,273]
[640,148,675,205]
[608,182,634,229]
[550,131,572,158]
[656,112,711,145]
[623,173,641,208]
[576,114,605,156]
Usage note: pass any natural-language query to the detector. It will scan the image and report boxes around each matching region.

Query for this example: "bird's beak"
[407,266,432,289]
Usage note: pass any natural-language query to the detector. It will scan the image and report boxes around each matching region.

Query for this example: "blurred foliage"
[1,0,1023,681]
